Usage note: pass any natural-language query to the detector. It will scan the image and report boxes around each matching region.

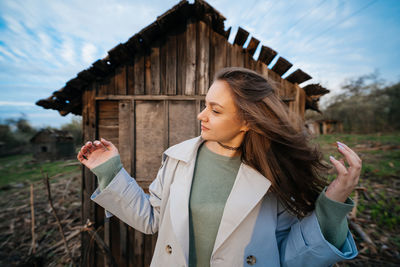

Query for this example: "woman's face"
[197,80,248,144]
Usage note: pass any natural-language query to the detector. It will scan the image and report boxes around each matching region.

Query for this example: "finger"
[339,159,345,167]
[93,140,101,147]
[100,138,111,150]
[337,141,362,162]
[82,146,89,155]
[77,151,87,161]
[86,141,95,152]
[336,143,361,171]
[329,155,348,176]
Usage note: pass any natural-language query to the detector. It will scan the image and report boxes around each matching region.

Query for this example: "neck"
[204,134,245,157]
[205,141,240,157]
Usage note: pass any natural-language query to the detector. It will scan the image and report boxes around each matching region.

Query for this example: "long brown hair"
[215,67,329,217]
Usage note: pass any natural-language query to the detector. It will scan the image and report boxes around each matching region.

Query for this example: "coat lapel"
[165,136,272,262]
[211,163,271,256]
[167,136,203,262]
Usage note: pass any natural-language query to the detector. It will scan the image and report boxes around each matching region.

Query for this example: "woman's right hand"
[77,138,119,170]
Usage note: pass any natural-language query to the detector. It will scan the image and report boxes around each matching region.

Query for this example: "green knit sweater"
[91,142,353,267]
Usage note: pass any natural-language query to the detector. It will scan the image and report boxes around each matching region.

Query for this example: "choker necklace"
[217,141,241,151]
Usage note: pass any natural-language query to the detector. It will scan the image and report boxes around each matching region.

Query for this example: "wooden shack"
[36,0,330,266]
[30,129,75,161]
[306,119,343,135]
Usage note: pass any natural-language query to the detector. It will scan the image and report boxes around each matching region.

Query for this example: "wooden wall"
[81,19,306,267]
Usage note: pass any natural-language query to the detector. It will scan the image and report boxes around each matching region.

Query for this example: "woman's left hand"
[325,141,362,203]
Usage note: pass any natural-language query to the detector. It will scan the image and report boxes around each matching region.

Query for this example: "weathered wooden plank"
[288,84,301,118]
[127,100,136,267]
[160,36,167,95]
[233,26,249,47]
[260,63,269,80]
[164,100,169,151]
[115,66,127,95]
[81,86,97,266]
[297,84,306,119]
[98,101,119,129]
[127,60,135,96]
[119,100,134,173]
[210,30,227,84]
[267,69,283,98]
[255,60,264,76]
[302,83,330,96]
[229,44,244,68]
[285,69,312,84]
[166,34,177,95]
[117,100,134,267]
[257,45,277,66]
[98,119,118,128]
[185,21,196,95]
[98,101,119,149]
[108,75,116,95]
[144,234,153,267]
[176,25,186,95]
[197,21,210,95]
[103,217,110,267]
[110,216,121,266]
[271,57,292,77]
[244,53,256,69]
[169,101,197,146]
[246,37,260,56]
[145,52,152,95]
[135,100,165,186]
[151,234,158,261]
[128,227,135,267]
[134,231,144,267]
[134,55,145,95]
[98,80,109,96]
[150,42,161,95]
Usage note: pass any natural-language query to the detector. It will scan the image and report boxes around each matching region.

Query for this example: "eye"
[212,110,220,114]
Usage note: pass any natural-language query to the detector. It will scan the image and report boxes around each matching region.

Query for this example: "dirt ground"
[0,139,399,266]
[0,162,82,266]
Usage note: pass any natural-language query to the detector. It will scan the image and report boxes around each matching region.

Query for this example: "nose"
[197,107,208,122]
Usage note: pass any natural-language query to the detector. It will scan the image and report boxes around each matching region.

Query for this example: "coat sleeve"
[275,202,358,267]
[90,153,171,235]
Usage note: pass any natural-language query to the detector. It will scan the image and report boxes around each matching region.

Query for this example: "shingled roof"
[36,0,329,116]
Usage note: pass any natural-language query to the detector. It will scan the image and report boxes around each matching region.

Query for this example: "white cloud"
[82,43,97,65]
[60,37,76,65]
[0,101,35,106]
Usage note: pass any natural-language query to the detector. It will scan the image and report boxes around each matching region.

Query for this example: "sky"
[0,0,399,128]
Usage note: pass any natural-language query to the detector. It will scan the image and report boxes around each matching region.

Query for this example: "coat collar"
[166,136,272,263]
[163,135,204,163]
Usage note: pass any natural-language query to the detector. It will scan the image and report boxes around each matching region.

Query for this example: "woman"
[78,67,360,266]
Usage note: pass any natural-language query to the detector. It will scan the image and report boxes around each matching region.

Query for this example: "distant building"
[306,119,343,135]
[30,129,75,161]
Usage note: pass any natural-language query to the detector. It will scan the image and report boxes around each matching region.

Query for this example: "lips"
[201,124,209,130]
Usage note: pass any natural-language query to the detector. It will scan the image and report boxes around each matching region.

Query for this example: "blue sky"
[0,0,399,128]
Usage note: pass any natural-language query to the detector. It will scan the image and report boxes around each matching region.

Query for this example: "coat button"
[165,244,172,254]
[246,255,256,265]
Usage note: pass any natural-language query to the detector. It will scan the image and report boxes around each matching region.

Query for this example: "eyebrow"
[205,99,224,109]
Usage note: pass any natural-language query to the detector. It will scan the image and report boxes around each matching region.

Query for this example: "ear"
[240,120,250,132]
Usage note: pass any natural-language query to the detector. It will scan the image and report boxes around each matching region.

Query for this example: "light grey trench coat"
[91,136,358,267]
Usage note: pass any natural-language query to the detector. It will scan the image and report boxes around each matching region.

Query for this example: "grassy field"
[0,154,80,188]
[312,132,400,178]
